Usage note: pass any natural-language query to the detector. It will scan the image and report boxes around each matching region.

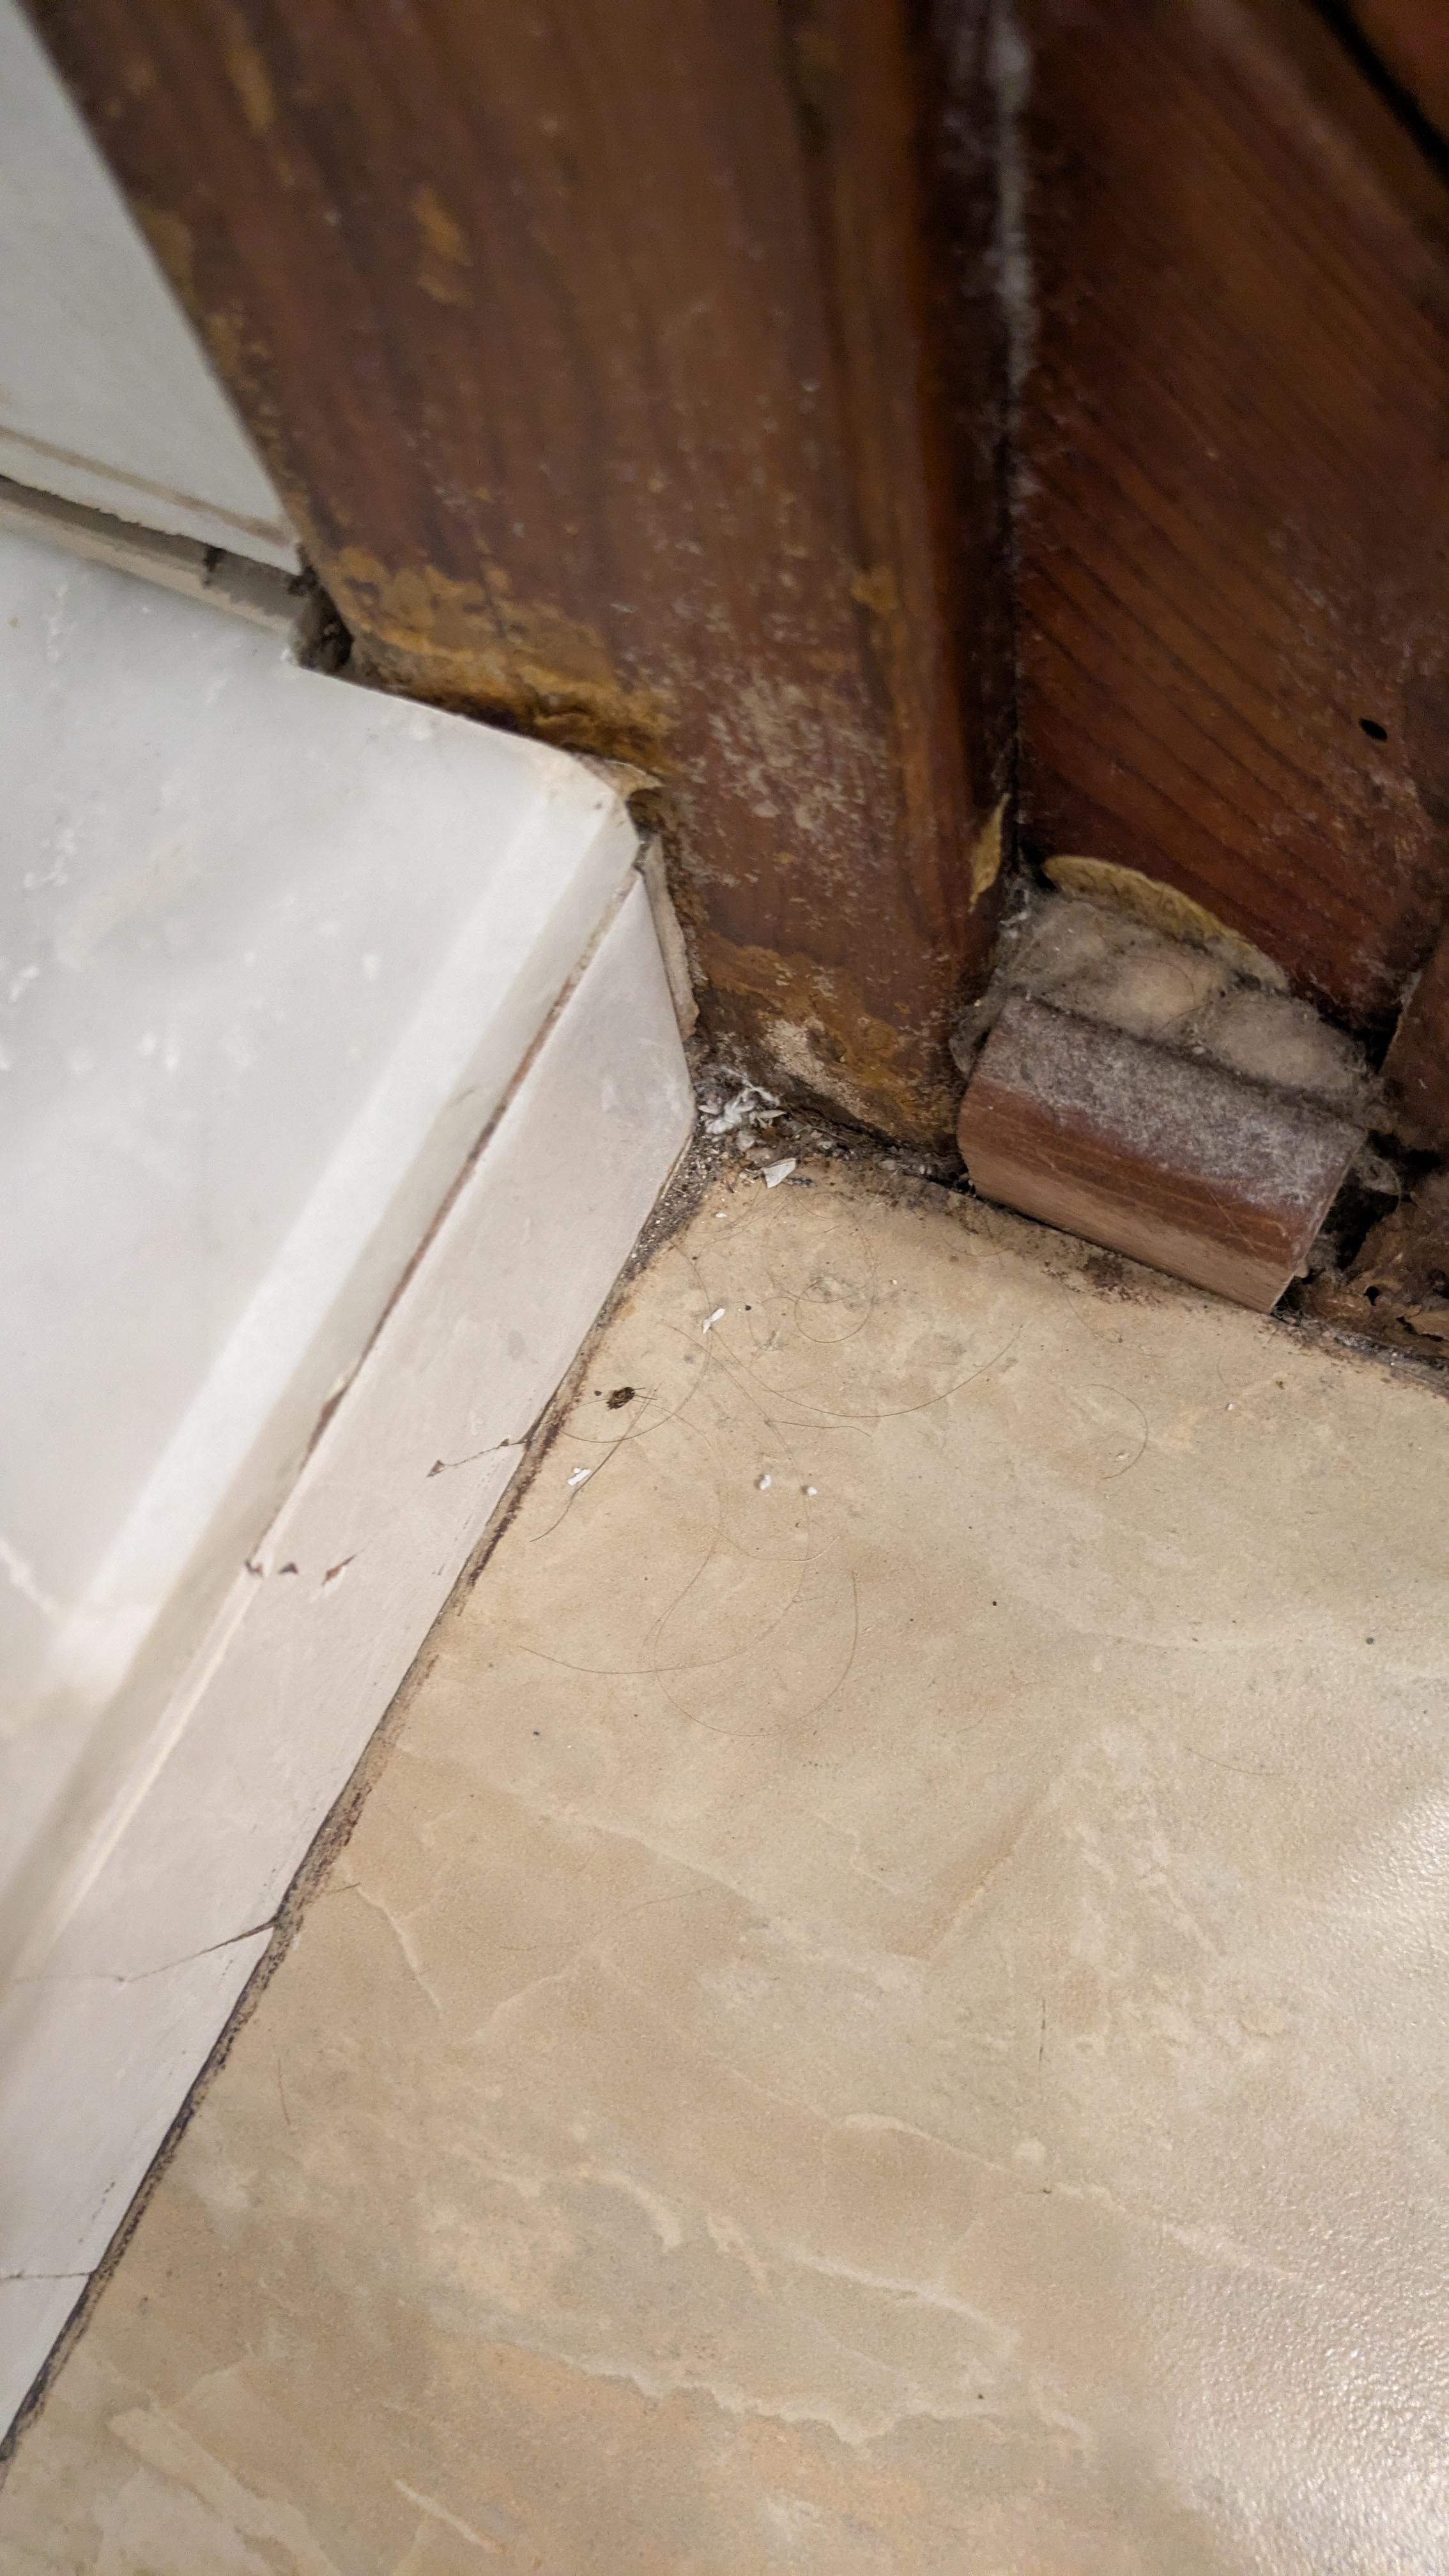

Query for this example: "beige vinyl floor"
[2,1159,1447,2575]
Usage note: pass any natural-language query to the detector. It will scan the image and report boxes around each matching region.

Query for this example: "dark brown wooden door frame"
[1014,0,1449,1045]
[26,0,1449,1209]
[28,0,1015,1150]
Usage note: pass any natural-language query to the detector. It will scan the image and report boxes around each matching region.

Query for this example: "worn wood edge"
[1245,0,1449,234]
[1382,921,1449,1151]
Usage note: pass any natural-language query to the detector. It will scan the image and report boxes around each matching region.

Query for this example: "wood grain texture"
[28,0,1013,1146]
[958,995,1361,1310]
[1014,0,1449,1038]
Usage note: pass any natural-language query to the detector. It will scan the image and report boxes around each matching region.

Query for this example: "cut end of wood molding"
[957,996,1361,1312]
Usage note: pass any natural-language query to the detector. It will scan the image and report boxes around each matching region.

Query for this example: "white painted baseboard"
[1,523,646,1958]
[0,520,696,2432]
[0,881,693,2431]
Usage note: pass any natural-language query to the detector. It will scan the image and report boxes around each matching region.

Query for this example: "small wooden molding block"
[958,997,1360,1312]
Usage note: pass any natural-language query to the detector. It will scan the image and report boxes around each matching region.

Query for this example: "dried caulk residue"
[970,799,1007,908]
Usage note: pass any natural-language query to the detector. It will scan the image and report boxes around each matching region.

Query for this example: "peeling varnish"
[848,563,900,620]
[970,797,1007,908]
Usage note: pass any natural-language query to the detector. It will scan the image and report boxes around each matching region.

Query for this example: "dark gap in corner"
[1311,3,1449,183]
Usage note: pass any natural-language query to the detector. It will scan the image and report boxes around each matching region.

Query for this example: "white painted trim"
[0,516,643,1988]
[0,880,693,2432]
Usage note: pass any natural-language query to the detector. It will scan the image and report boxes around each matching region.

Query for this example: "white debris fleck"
[702,1078,784,1137]
[762,1157,797,1188]
[756,1473,772,1491]
[805,1485,818,1498]
[565,1466,592,1488]
[702,1307,726,1333]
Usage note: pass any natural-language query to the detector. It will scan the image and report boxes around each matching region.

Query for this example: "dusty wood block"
[957,997,1361,1312]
